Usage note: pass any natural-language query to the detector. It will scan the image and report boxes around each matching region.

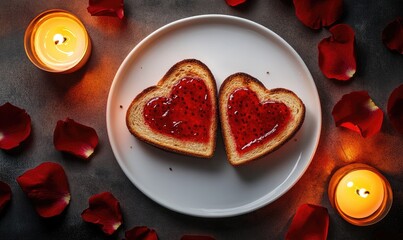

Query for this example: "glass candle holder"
[24,9,91,73]
[328,163,393,226]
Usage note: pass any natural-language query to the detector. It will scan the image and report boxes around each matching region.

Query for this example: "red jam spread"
[144,77,212,143]
[227,88,291,154]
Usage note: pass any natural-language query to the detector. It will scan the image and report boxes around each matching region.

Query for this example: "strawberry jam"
[144,77,212,143]
[227,88,291,154]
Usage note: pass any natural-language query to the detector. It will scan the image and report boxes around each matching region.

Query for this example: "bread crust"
[126,59,218,158]
[219,73,306,165]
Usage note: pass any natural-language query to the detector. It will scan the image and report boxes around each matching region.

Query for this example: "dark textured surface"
[1,1,402,239]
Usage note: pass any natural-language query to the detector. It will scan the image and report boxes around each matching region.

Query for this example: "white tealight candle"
[335,169,384,219]
[24,9,91,73]
[328,163,393,226]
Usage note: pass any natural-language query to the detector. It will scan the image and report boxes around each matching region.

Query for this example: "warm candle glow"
[34,16,86,70]
[24,10,91,73]
[335,169,384,219]
[328,163,393,226]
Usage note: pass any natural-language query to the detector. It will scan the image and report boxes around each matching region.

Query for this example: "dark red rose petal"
[0,181,12,213]
[87,0,124,19]
[181,236,216,240]
[285,204,329,240]
[225,0,247,7]
[318,24,357,81]
[16,162,70,218]
[387,84,403,134]
[293,0,343,29]
[332,91,383,138]
[382,17,403,54]
[0,102,31,150]
[54,118,99,159]
[125,226,159,240]
[81,192,122,235]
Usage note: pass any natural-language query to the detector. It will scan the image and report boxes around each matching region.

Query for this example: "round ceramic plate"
[106,15,321,217]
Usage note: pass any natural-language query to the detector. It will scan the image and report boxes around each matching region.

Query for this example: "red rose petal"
[16,162,70,218]
[181,236,216,240]
[87,0,124,19]
[382,17,403,54]
[0,181,12,213]
[387,84,403,134]
[0,102,31,150]
[225,0,247,7]
[54,118,99,159]
[125,226,159,240]
[332,91,383,138]
[81,192,122,235]
[318,24,357,81]
[285,204,329,240]
[293,0,343,29]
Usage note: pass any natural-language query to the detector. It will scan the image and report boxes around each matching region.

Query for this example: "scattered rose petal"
[318,24,357,81]
[387,84,403,134]
[293,0,343,29]
[125,226,159,240]
[0,102,31,150]
[382,17,403,54]
[87,0,124,19]
[285,204,329,240]
[16,162,70,218]
[332,91,383,138]
[225,0,247,7]
[81,192,122,235]
[54,118,99,159]
[0,181,12,213]
[181,236,216,240]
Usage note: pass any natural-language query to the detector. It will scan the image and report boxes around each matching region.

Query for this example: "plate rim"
[106,14,322,217]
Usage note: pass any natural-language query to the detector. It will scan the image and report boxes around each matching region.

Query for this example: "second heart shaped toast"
[219,73,305,165]
[126,59,217,158]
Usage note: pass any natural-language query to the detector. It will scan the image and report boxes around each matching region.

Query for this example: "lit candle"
[328,163,393,226]
[24,9,91,73]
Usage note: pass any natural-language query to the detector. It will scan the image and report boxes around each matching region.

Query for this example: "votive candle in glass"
[328,163,393,226]
[24,9,91,73]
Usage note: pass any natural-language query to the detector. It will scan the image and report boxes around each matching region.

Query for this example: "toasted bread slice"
[219,73,305,165]
[126,59,217,158]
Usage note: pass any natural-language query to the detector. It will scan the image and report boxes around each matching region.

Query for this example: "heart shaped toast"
[126,59,217,158]
[219,73,305,165]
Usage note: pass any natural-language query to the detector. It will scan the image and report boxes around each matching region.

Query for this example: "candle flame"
[347,181,370,198]
[53,34,67,45]
[357,188,370,198]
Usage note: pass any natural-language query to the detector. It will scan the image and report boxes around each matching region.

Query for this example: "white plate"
[106,15,321,217]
